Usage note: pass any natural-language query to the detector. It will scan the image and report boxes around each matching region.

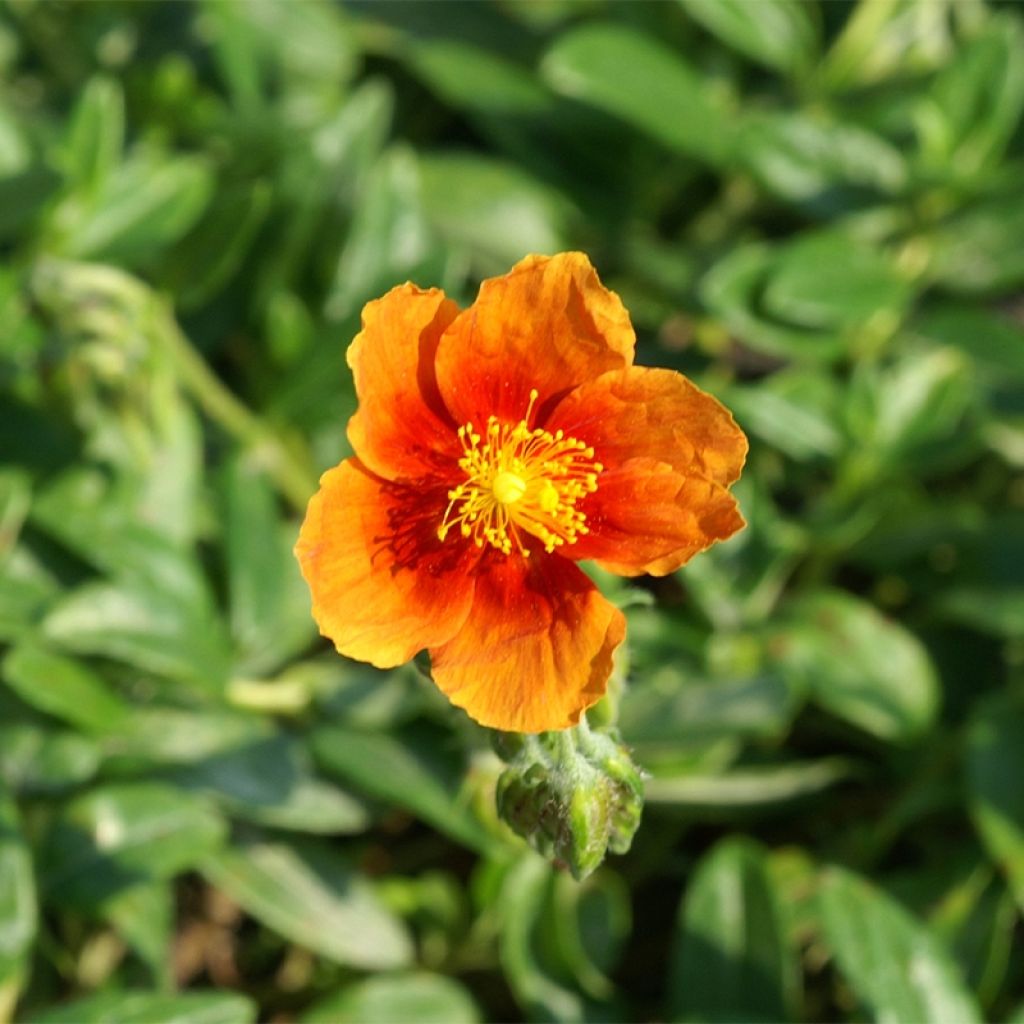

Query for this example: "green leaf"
[927,191,1024,295]
[541,23,732,164]
[912,303,1024,380]
[844,348,975,468]
[221,453,315,674]
[0,795,36,1008]
[669,837,796,1022]
[324,146,441,321]
[40,783,227,911]
[202,836,413,970]
[42,576,232,694]
[2,642,130,733]
[100,707,272,768]
[62,153,214,264]
[101,882,175,989]
[418,153,567,274]
[168,179,272,309]
[36,990,256,1024]
[303,973,481,1024]
[620,673,797,746]
[0,467,30,566]
[916,15,1024,181]
[495,854,590,1022]
[169,734,369,835]
[679,0,819,76]
[820,0,960,92]
[762,231,911,331]
[0,724,100,795]
[725,372,844,461]
[700,244,848,362]
[410,39,552,117]
[967,695,1024,910]
[767,591,939,743]
[312,724,496,853]
[929,865,1017,1011]
[937,587,1024,640]
[63,75,124,194]
[645,758,853,811]
[818,866,983,1023]
[739,112,907,203]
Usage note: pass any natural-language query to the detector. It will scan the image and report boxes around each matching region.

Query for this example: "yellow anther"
[436,390,601,556]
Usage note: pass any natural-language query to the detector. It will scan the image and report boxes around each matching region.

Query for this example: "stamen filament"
[437,389,601,556]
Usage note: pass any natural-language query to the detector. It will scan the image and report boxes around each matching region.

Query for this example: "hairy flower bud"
[495,720,644,880]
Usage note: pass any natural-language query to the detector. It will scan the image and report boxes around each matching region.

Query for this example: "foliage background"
[2,0,1024,1021]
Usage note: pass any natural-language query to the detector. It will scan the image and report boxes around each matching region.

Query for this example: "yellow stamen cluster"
[437,389,602,556]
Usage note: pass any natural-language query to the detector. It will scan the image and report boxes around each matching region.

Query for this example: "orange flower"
[295,253,747,733]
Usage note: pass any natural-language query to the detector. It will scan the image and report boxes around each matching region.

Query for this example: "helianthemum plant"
[295,252,747,735]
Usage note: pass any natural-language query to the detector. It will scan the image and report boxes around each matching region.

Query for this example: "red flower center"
[437,389,603,557]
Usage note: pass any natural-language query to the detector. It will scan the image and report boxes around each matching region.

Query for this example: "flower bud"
[494,721,644,880]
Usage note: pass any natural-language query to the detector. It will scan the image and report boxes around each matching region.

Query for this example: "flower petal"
[568,457,745,576]
[429,554,625,733]
[546,366,748,487]
[435,252,635,429]
[347,284,462,481]
[295,459,477,667]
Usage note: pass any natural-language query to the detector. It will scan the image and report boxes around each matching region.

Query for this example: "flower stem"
[150,295,317,512]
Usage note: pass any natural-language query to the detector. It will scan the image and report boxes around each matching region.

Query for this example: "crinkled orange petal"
[346,284,462,482]
[434,252,635,430]
[295,459,477,667]
[568,457,745,576]
[429,555,626,733]
[546,366,747,487]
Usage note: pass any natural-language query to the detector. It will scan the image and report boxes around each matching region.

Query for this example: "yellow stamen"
[437,389,602,556]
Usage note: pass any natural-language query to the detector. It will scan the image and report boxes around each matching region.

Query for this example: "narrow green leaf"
[679,0,819,76]
[740,112,906,202]
[542,23,733,164]
[418,153,567,273]
[64,75,124,193]
[916,15,1024,180]
[170,179,272,309]
[221,453,315,674]
[0,724,99,795]
[170,734,369,835]
[312,724,496,853]
[768,590,939,742]
[324,146,441,320]
[669,837,796,1022]
[967,695,1024,910]
[102,882,175,990]
[43,577,232,694]
[620,673,797,745]
[818,866,982,1023]
[2,642,130,732]
[927,191,1024,295]
[303,973,481,1024]
[0,795,36,1010]
[913,304,1024,380]
[700,244,848,362]
[63,154,214,264]
[645,758,852,810]
[36,990,256,1024]
[497,854,589,1022]
[202,836,413,970]
[762,231,911,331]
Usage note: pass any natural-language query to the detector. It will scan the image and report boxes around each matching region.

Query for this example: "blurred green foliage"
[1,0,1023,1020]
